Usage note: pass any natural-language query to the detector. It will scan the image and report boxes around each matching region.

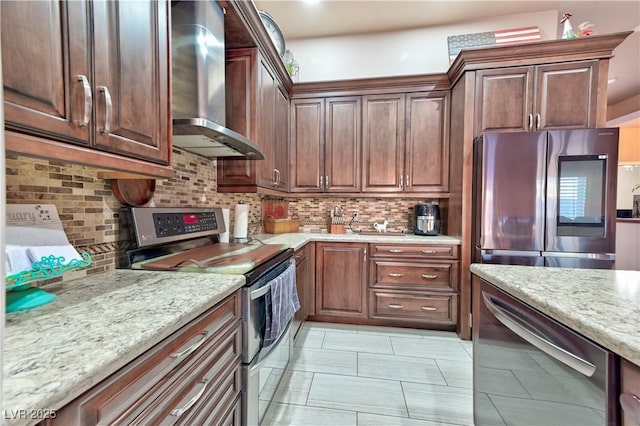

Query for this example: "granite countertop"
[1,232,459,422]
[470,264,640,366]
[255,232,461,251]
[2,270,245,424]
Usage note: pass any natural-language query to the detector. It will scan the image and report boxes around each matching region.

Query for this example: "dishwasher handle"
[482,291,597,377]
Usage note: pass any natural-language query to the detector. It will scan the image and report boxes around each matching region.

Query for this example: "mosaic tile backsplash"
[5,148,445,286]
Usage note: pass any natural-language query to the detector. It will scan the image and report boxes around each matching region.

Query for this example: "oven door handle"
[482,291,597,377]
[250,283,272,300]
[249,321,292,374]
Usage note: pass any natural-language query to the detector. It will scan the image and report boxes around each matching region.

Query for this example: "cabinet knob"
[535,113,541,131]
[422,250,437,254]
[421,274,438,279]
[388,304,404,309]
[75,75,92,127]
[389,249,404,253]
[527,113,533,131]
[319,175,324,190]
[98,86,112,134]
[388,272,404,277]
[421,306,437,311]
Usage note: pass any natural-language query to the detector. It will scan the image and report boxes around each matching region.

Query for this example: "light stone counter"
[471,264,640,366]
[2,270,245,425]
[254,232,461,251]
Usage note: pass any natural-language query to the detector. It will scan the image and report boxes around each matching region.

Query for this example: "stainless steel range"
[121,207,298,425]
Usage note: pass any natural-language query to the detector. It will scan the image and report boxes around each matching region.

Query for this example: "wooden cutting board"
[137,243,285,272]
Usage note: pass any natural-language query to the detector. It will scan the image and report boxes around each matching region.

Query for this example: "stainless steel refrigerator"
[473,128,618,269]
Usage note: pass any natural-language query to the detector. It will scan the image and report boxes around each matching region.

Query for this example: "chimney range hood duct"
[171,1,264,160]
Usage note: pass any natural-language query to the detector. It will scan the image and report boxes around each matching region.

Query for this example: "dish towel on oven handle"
[264,261,300,348]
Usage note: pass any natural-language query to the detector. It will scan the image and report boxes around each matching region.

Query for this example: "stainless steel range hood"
[171,1,264,160]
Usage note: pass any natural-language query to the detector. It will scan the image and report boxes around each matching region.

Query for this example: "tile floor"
[263,321,474,425]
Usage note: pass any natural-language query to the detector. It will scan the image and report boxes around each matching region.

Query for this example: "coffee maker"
[413,204,441,236]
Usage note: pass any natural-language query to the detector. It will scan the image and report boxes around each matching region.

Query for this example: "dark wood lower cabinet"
[315,242,368,319]
[310,242,460,329]
[49,291,242,425]
[292,242,315,341]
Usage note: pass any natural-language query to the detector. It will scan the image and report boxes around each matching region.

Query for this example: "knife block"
[328,223,345,234]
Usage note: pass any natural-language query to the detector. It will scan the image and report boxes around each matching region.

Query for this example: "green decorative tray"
[5,252,92,312]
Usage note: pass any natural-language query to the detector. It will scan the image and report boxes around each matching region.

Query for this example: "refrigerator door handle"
[482,249,541,257]
[542,252,616,260]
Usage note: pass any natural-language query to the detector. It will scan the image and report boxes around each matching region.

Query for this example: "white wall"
[288,10,558,82]
[617,165,640,209]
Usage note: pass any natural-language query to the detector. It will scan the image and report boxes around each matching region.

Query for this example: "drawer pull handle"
[389,249,404,253]
[421,274,438,279]
[388,272,404,277]
[421,306,438,311]
[76,75,92,127]
[171,379,208,417]
[421,250,437,254]
[171,331,208,359]
[388,304,404,309]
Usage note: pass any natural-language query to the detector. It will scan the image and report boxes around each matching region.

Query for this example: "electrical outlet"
[352,212,360,221]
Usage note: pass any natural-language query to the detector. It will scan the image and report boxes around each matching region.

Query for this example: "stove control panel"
[129,207,225,248]
[153,211,219,238]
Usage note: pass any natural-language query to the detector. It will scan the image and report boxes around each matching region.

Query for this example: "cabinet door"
[534,61,598,130]
[257,59,276,187]
[362,94,405,192]
[325,96,361,192]
[92,0,169,164]
[219,50,258,186]
[274,85,289,190]
[290,99,324,193]
[1,1,91,145]
[293,246,308,340]
[316,243,367,318]
[475,67,534,134]
[405,92,449,193]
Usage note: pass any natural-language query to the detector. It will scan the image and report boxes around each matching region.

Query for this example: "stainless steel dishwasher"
[472,276,619,426]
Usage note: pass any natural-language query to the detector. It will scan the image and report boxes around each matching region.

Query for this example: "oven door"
[242,259,294,363]
[242,321,291,426]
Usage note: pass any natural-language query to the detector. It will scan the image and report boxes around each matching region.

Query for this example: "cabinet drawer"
[370,244,458,259]
[370,291,457,325]
[62,292,241,425]
[371,261,454,291]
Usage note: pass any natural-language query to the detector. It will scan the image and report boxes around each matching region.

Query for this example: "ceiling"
[254,0,640,127]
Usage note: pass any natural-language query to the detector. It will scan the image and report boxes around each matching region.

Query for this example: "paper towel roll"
[233,203,249,239]
[219,208,230,243]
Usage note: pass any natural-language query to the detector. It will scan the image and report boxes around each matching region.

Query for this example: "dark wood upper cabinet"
[290,96,361,193]
[475,60,598,134]
[91,0,169,163]
[274,85,290,190]
[290,99,324,192]
[534,61,598,130]
[1,0,171,174]
[362,92,449,193]
[257,59,277,188]
[325,96,362,192]
[362,94,406,192]
[218,48,289,194]
[2,1,90,146]
[405,92,449,193]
